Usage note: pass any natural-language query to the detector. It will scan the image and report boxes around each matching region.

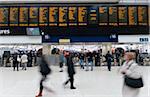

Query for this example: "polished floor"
[0,66,149,97]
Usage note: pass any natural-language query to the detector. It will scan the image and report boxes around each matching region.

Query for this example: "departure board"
[10,7,18,26]
[29,7,38,26]
[88,7,98,25]
[128,7,137,25]
[19,7,28,26]
[39,7,48,26]
[0,7,8,26]
[109,7,118,26]
[68,7,77,26]
[99,7,108,25]
[49,7,58,26]
[59,7,68,26]
[138,6,148,25]
[0,5,149,35]
[118,7,127,25]
[78,7,87,25]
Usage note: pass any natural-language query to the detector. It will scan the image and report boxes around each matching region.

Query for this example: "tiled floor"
[0,66,149,97]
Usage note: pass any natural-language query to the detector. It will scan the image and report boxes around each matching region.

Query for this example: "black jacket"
[66,55,75,77]
[38,56,51,75]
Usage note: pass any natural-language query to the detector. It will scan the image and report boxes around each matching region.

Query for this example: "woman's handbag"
[124,62,144,88]
[125,75,144,88]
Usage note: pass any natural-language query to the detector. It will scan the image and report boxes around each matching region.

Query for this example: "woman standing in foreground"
[120,52,143,97]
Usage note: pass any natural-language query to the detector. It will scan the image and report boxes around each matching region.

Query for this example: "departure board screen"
[138,6,148,25]
[39,7,48,26]
[88,7,98,25]
[99,7,108,25]
[109,7,118,26]
[10,7,18,26]
[19,7,28,26]
[128,7,137,25]
[78,7,87,25]
[118,7,127,25]
[29,7,38,26]
[0,5,149,35]
[68,7,77,26]
[59,7,68,26]
[0,7,8,26]
[49,7,58,26]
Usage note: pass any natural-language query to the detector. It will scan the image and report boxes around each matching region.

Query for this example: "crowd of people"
[2,50,37,71]
[35,48,144,97]
[58,49,123,72]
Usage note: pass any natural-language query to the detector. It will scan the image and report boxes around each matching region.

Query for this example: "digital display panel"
[109,7,118,26]
[10,7,18,26]
[78,7,87,25]
[19,7,28,26]
[88,7,98,25]
[59,7,68,26]
[138,6,148,25]
[99,7,108,25]
[39,7,48,26]
[49,7,58,26]
[68,7,77,26]
[0,7,9,26]
[29,7,38,26]
[128,7,137,25]
[118,7,127,25]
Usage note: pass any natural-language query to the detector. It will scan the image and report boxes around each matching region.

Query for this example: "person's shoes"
[35,94,42,97]
[59,70,63,72]
[70,87,76,89]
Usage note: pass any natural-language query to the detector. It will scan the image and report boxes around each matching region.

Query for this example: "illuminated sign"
[29,7,38,26]
[49,7,58,26]
[39,7,48,26]
[10,7,18,26]
[0,8,8,26]
[19,7,28,26]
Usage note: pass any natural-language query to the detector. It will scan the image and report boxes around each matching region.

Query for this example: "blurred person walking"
[59,51,65,72]
[105,51,112,71]
[86,51,94,71]
[63,52,76,89]
[13,53,19,71]
[36,49,54,97]
[21,53,28,70]
[119,52,144,97]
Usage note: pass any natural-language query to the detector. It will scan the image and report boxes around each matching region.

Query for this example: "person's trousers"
[59,62,63,68]
[107,62,111,71]
[65,75,74,88]
[79,59,84,69]
[13,63,19,71]
[22,63,27,70]
[40,75,47,92]
[86,61,93,71]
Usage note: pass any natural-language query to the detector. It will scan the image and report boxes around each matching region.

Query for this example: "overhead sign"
[0,0,120,3]
[0,4,149,35]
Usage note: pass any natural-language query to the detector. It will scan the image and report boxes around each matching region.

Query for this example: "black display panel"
[99,6,108,25]
[109,6,118,26]
[128,6,137,25]
[39,7,48,26]
[118,6,127,25]
[9,7,19,26]
[49,7,58,26]
[68,7,78,26]
[138,6,148,26]
[29,7,38,26]
[0,4,149,35]
[19,7,28,26]
[88,6,98,25]
[0,7,9,26]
